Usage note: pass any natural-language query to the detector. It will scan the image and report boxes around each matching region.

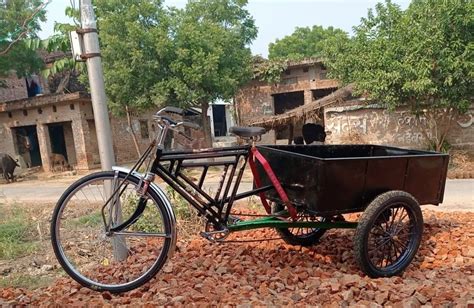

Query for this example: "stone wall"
[324,103,474,152]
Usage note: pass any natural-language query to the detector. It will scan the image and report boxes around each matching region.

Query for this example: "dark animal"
[302,123,326,144]
[293,136,304,145]
[0,153,19,183]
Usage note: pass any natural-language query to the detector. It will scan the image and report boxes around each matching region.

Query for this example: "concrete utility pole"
[80,0,127,261]
[80,0,115,171]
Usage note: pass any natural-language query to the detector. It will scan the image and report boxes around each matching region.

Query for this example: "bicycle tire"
[51,171,175,293]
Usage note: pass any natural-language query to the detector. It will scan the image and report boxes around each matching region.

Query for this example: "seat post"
[250,135,261,148]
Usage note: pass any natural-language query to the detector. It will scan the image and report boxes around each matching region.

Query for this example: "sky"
[38,0,411,58]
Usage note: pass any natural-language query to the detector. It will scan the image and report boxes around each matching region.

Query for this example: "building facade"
[235,59,473,152]
[0,73,226,172]
[0,89,162,171]
[324,101,474,151]
[235,59,339,143]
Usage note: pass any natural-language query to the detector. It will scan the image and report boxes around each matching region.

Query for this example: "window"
[23,110,28,116]
[303,67,309,73]
[53,105,57,112]
[8,112,12,118]
[139,120,149,139]
[70,104,75,110]
[38,108,42,114]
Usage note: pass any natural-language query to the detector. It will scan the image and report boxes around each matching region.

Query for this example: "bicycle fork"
[107,171,155,233]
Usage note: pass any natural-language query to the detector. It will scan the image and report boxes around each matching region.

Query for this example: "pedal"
[200,226,230,242]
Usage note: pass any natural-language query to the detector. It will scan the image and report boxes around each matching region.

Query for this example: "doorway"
[12,126,41,168]
[273,91,304,140]
[212,105,228,137]
[48,122,77,166]
[48,123,67,160]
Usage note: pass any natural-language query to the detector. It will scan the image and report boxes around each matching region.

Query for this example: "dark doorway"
[312,87,338,100]
[48,123,68,160]
[12,126,41,167]
[273,91,304,115]
[212,105,227,137]
[273,91,304,140]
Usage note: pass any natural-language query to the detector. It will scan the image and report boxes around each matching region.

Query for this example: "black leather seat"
[229,126,266,138]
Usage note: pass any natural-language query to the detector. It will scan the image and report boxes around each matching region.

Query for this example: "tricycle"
[50,107,449,293]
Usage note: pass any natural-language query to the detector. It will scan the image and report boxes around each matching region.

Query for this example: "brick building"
[0,69,224,172]
[0,85,162,171]
[235,58,339,143]
[236,59,474,152]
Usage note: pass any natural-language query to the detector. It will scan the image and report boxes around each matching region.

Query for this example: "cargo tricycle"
[51,107,449,292]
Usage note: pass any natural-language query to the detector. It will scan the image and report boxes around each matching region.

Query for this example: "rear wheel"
[51,171,176,293]
[272,203,327,246]
[354,190,423,277]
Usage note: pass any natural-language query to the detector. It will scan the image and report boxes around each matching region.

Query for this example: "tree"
[322,0,474,151]
[30,6,86,93]
[0,0,47,77]
[252,55,288,84]
[154,0,257,147]
[268,25,348,60]
[94,0,173,156]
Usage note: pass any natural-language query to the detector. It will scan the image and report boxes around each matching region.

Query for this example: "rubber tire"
[51,171,174,293]
[272,203,327,246]
[354,190,423,278]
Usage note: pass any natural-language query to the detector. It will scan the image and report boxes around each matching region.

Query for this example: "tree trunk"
[125,106,142,158]
[200,101,213,148]
[55,71,71,94]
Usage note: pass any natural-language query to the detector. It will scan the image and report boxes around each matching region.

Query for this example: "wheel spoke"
[52,172,174,292]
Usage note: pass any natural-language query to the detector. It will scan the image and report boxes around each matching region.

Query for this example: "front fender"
[112,166,177,257]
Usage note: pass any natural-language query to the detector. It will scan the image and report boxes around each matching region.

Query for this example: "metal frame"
[105,107,359,235]
[147,145,358,233]
[150,145,275,229]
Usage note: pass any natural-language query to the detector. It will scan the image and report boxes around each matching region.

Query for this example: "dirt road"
[1,176,472,211]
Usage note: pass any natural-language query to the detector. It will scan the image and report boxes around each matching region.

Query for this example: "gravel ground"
[1,210,473,307]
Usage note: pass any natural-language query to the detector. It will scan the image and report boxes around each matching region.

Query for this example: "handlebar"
[157,106,184,115]
[153,107,200,145]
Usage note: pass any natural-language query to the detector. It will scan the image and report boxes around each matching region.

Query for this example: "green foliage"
[121,194,165,233]
[95,0,173,115]
[0,0,46,77]
[0,206,37,259]
[39,7,85,82]
[76,211,103,227]
[165,186,193,221]
[322,0,473,151]
[0,275,53,289]
[153,0,258,108]
[252,56,287,84]
[268,25,348,61]
[323,0,474,113]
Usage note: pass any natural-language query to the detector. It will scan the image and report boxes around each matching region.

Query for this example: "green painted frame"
[227,216,358,232]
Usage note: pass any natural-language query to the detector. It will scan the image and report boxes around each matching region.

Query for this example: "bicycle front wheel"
[51,171,176,293]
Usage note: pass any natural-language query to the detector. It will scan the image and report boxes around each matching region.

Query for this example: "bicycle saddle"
[229,126,266,138]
